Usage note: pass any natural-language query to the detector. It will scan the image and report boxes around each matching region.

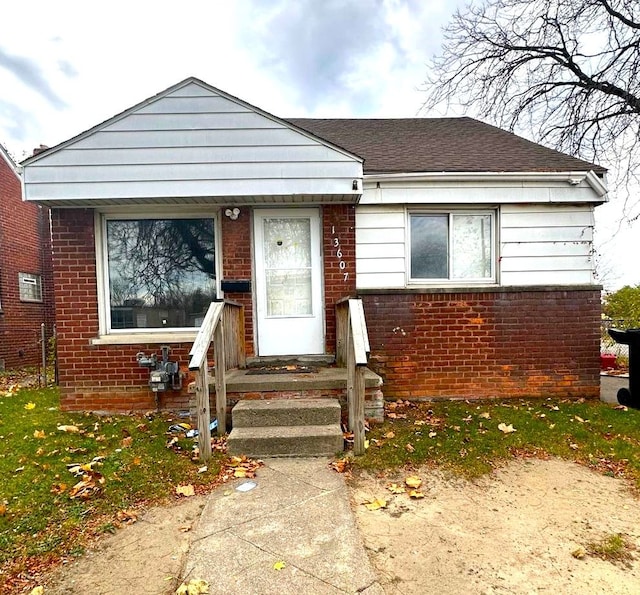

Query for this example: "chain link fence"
[601,319,630,361]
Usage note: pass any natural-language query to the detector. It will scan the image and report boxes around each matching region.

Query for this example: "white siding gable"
[23,80,362,205]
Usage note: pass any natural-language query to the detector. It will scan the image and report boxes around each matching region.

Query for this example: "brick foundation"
[361,288,601,400]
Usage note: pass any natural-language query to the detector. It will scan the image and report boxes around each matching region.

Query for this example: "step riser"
[228,433,343,458]
[232,400,341,428]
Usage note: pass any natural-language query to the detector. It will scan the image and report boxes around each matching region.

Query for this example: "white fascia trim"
[364,171,608,197]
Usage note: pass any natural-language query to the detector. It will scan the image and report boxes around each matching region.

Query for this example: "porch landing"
[223,366,384,423]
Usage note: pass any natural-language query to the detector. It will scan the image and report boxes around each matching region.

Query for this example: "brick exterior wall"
[0,153,53,369]
[51,205,600,412]
[322,204,357,353]
[52,205,357,411]
[361,289,601,400]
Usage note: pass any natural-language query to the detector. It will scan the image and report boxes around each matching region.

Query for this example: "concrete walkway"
[182,457,383,594]
[600,373,628,404]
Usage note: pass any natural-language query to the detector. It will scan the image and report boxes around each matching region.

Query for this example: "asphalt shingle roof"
[286,117,605,175]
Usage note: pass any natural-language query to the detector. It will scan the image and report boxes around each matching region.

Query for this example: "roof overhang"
[363,170,608,199]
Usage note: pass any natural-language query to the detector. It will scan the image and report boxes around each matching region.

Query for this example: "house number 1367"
[331,226,349,282]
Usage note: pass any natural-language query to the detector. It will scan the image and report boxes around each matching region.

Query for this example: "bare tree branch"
[423,0,640,219]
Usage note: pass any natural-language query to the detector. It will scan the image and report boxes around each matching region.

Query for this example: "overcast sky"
[0,0,637,289]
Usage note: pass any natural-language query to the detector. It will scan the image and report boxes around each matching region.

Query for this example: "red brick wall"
[51,208,200,410]
[0,154,53,369]
[361,289,601,399]
[322,205,357,352]
[220,208,254,356]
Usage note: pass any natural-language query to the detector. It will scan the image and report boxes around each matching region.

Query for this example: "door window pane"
[410,215,448,279]
[263,218,312,316]
[106,218,216,329]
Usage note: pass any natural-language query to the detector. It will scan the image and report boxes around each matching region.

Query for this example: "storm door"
[253,208,324,355]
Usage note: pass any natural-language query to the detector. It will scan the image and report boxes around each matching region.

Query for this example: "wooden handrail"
[339,298,370,456]
[188,300,245,461]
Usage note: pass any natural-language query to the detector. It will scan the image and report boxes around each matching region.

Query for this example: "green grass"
[355,398,640,485]
[586,533,636,563]
[0,385,226,589]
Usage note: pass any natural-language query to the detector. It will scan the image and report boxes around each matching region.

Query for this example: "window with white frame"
[103,217,217,331]
[19,273,43,302]
[409,212,495,282]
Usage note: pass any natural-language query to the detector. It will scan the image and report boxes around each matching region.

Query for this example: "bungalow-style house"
[0,143,53,370]
[21,77,606,416]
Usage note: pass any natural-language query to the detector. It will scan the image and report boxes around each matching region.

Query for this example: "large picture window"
[410,212,494,282]
[105,217,217,330]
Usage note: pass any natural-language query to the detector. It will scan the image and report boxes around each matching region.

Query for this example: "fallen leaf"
[405,443,415,453]
[121,436,133,448]
[572,547,586,559]
[33,429,46,439]
[383,431,396,439]
[364,497,388,511]
[57,425,81,433]
[413,420,426,426]
[29,587,44,595]
[575,416,585,423]
[14,466,25,473]
[234,468,247,478]
[116,509,138,524]
[479,412,491,419]
[198,465,208,473]
[428,431,437,438]
[24,402,36,410]
[175,579,209,595]
[387,483,405,494]
[50,483,67,494]
[408,490,425,499]
[498,423,516,434]
[176,484,195,497]
[0,503,6,516]
[132,456,142,466]
[273,560,286,570]
[331,457,351,473]
[405,476,422,489]
[569,443,579,450]
[364,439,370,449]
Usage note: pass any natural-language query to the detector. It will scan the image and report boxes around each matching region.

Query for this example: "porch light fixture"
[225,207,240,220]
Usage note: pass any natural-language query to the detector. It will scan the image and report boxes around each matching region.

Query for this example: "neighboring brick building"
[21,78,606,411]
[0,144,53,369]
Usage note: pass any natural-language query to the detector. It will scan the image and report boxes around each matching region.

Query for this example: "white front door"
[254,208,324,356]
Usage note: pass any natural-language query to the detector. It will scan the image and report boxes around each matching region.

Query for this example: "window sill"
[91,331,198,346]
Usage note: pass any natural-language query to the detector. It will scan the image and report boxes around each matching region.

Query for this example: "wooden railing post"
[195,362,212,461]
[213,316,227,437]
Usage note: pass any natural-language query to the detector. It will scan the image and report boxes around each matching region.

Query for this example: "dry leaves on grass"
[498,423,517,434]
[176,484,196,497]
[331,457,352,473]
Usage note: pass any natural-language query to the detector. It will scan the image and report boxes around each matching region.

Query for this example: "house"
[0,143,53,370]
[20,77,606,413]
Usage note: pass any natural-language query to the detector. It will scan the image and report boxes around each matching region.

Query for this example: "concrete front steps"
[227,399,344,457]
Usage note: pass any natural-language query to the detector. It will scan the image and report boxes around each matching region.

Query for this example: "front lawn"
[355,398,640,485]
[0,383,227,593]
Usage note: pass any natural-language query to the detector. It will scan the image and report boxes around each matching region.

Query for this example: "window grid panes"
[410,212,494,282]
[18,273,43,302]
[105,218,216,330]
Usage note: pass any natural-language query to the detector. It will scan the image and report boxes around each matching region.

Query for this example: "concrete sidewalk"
[182,458,383,594]
[600,373,629,404]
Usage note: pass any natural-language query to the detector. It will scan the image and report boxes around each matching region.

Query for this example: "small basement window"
[103,217,217,331]
[409,212,495,282]
[19,273,43,302]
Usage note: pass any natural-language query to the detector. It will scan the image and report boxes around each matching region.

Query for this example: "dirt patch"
[350,459,640,594]
[40,496,206,595]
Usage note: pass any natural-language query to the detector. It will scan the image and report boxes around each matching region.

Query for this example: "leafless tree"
[423,0,640,219]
